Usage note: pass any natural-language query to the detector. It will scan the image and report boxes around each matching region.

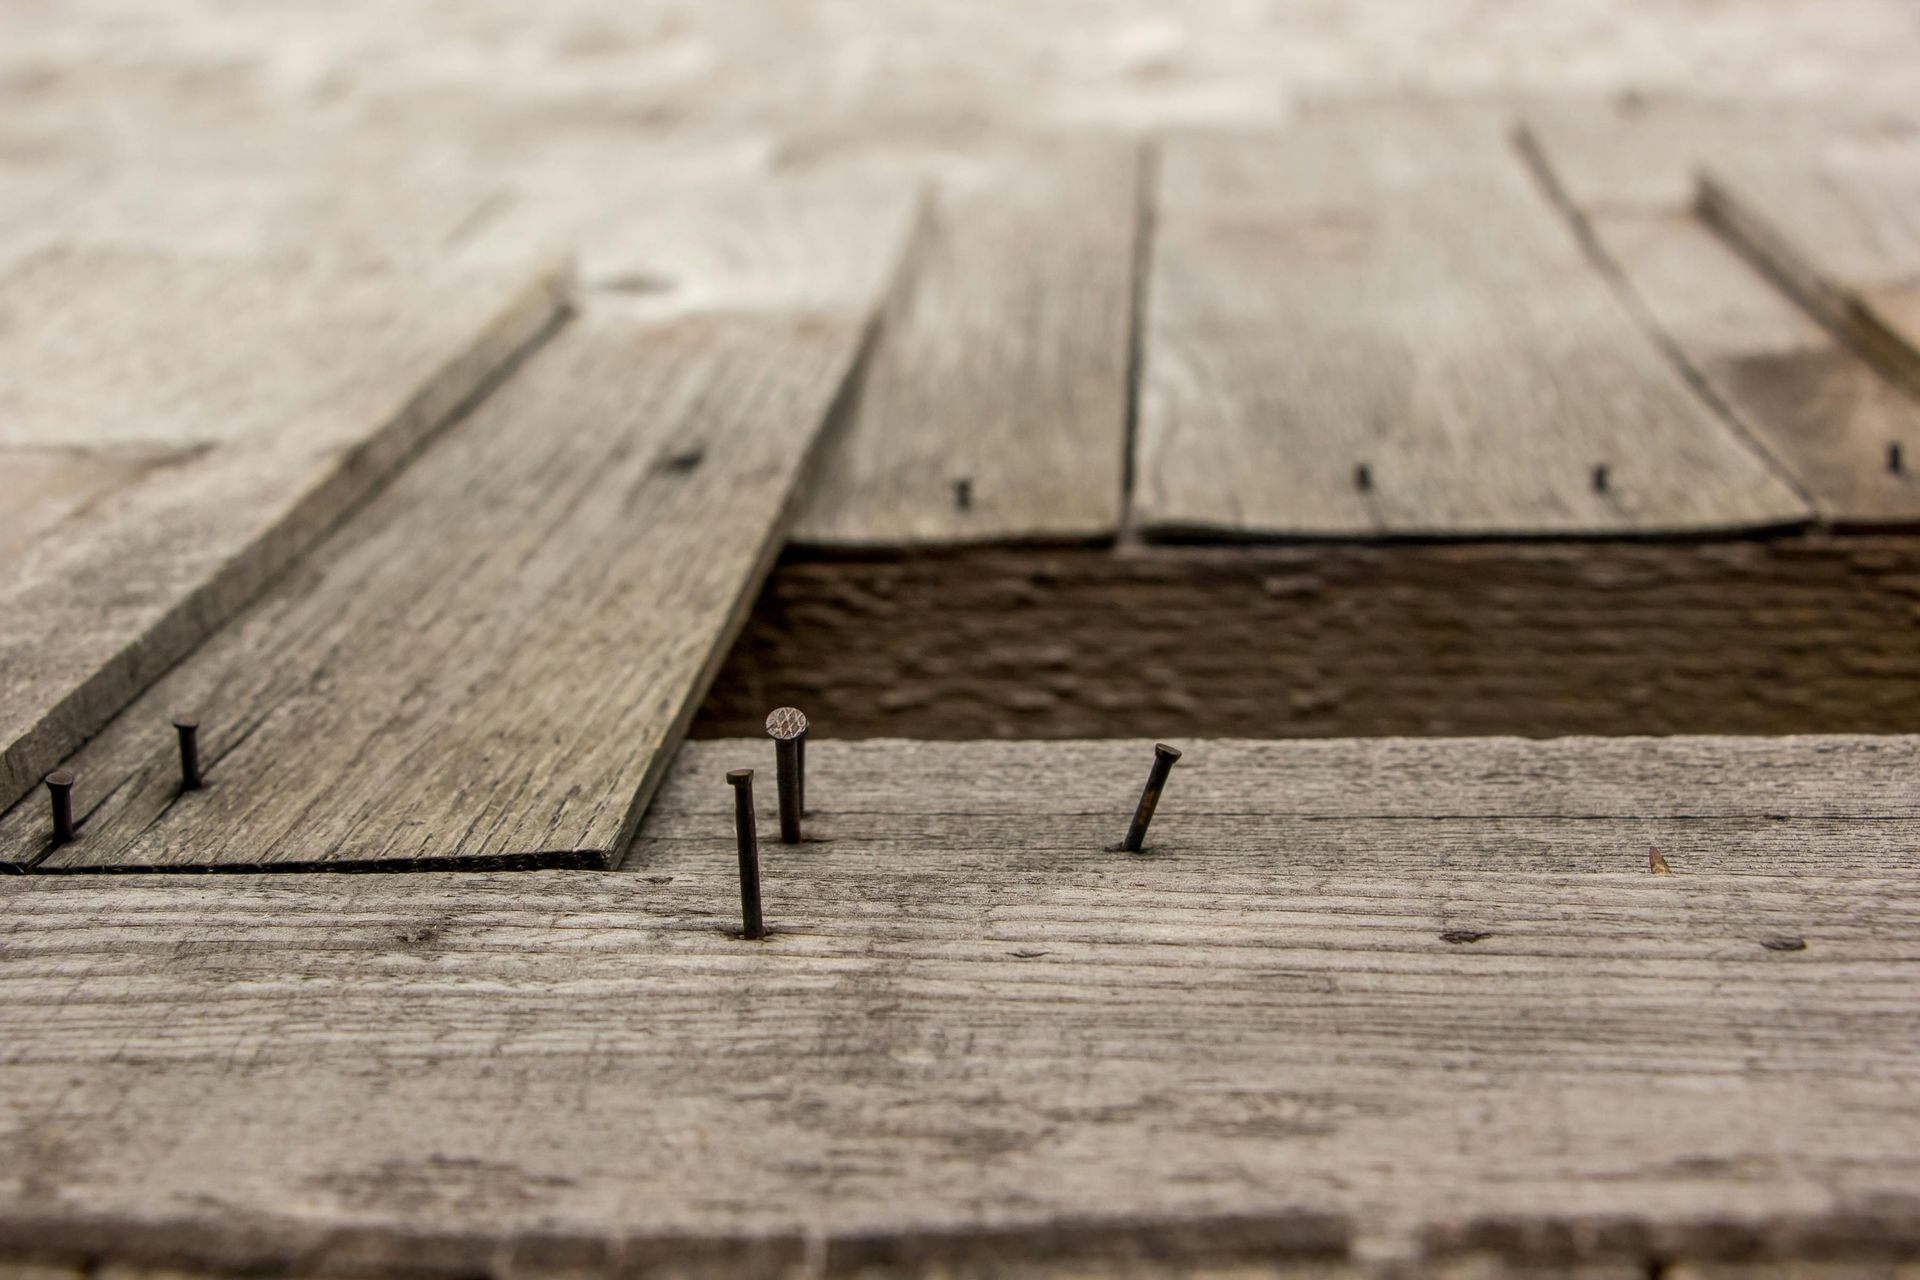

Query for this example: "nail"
[1354,463,1372,492]
[728,769,765,940]
[1593,464,1610,494]
[766,706,808,844]
[1121,743,1182,854]
[46,770,75,847]
[173,716,203,791]
[953,477,973,511]
[1890,442,1904,474]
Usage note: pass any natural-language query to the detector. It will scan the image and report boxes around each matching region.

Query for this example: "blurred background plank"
[1133,110,1810,538]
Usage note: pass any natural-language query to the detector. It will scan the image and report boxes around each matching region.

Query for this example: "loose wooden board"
[1520,107,1920,525]
[791,139,1139,547]
[1133,114,1810,538]
[0,738,1917,1271]
[0,248,569,817]
[1701,154,1920,395]
[0,292,907,869]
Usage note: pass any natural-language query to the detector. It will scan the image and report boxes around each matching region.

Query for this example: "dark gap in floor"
[694,535,1920,740]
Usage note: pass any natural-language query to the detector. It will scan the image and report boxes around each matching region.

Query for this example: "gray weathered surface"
[1701,154,1920,394]
[792,139,1139,547]
[0,736,1916,1271]
[1521,107,1920,526]
[2,286,904,869]
[0,248,570,817]
[1134,113,1810,538]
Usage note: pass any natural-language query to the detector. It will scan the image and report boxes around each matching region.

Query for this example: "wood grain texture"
[1701,154,1920,396]
[0,292,903,870]
[0,731,1917,1270]
[693,540,1920,742]
[1134,113,1810,538]
[0,248,570,818]
[1519,109,1920,526]
[791,139,1139,547]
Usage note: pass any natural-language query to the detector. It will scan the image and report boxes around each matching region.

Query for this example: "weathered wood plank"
[1701,153,1920,395]
[1134,113,1810,538]
[1521,106,1920,525]
[0,248,569,817]
[791,139,1139,547]
[0,800,1916,1269]
[0,275,907,869]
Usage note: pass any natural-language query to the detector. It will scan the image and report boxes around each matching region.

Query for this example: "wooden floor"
[4,0,1920,1272]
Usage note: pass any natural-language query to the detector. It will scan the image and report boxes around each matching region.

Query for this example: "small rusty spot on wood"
[1760,936,1807,952]
[1440,929,1492,945]
[1649,846,1672,874]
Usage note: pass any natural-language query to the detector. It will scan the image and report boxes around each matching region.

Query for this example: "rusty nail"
[766,707,808,843]
[1121,743,1182,854]
[46,770,75,847]
[173,716,203,791]
[728,769,765,940]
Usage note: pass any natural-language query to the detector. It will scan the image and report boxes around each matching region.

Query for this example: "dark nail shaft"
[1121,743,1182,853]
[796,731,807,817]
[173,717,203,790]
[46,770,75,847]
[728,769,765,940]
[774,739,802,843]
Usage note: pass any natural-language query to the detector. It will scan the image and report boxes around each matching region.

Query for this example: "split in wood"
[1121,743,1182,853]
[173,716,203,791]
[727,768,765,940]
[45,770,75,847]
[766,706,808,843]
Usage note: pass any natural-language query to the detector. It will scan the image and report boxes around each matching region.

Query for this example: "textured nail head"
[764,707,809,741]
[173,716,203,791]
[46,770,75,846]
[1121,743,1183,854]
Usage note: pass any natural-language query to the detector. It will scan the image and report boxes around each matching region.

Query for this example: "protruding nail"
[1121,743,1182,854]
[1890,442,1905,474]
[766,707,808,844]
[46,770,75,847]
[173,716,203,791]
[1354,463,1372,493]
[1593,464,1610,494]
[953,477,973,511]
[728,769,765,940]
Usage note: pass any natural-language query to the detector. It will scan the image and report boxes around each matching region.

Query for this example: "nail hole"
[1760,936,1807,952]
[1440,929,1493,945]
[655,446,705,474]
[598,271,677,296]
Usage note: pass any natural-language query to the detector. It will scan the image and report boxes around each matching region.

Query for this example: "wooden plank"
[0,248,569,817]
[1,281,909,870]
[0,739,1917,1269]
[1521,107,1920,526]
[791,139,1139,547]
[1134,113,1810,538]
[1701,153,1920,395]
